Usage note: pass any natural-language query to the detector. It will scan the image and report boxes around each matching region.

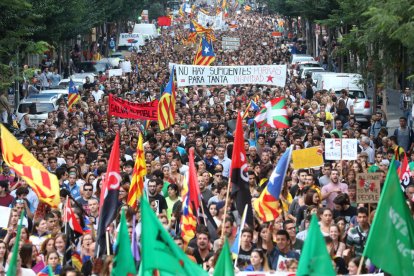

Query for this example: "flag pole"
[106,228,111,256]
[220,177,232,240]
[64,196,68,235]
[199,195,207,225]
[356,255,365,275]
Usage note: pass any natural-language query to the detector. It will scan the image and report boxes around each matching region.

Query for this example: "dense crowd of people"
[0,8,413,276]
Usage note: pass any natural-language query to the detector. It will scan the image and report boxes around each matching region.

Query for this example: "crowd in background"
[1,9,414,276]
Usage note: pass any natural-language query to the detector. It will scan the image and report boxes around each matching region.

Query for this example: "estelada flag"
[0,124,60,207]
[158,16,172,26]
[230,113,253,227]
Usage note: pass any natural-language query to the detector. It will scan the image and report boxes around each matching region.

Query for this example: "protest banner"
[197,11,224,30]
[108,94,158,120]
[0,206,11,228]
[108,69,123,77]
[292,147,324,169]
[325,138,358,160]
[222,37,240,51]
[356,173,381,203]
[175,65,287,87]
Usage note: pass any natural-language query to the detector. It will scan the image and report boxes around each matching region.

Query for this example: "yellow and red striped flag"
[193,37,216,66]
[68,79,80,112]
[253,146,292,222]
[0,124,60,207]
[127,133,146,208]
[158,67,176,131]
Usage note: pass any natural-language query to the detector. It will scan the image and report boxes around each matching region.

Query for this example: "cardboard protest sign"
[356,173,381,203]
[292,147,324,169]
[175,65,287,87]
[108,94,158,120]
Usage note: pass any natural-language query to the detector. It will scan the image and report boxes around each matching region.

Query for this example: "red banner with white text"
[109,94,158,120]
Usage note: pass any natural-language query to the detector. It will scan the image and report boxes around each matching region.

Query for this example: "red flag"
[96,132,121,256]
[188,148,200,214]
[230,113,253,226]
[63,199,83,234]
[399,153,411,191]
[157,16,172,26]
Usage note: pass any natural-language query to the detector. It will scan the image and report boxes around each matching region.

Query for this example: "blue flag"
[267,146,292,199]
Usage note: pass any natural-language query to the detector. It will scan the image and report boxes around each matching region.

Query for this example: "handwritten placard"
[356,173,381,203]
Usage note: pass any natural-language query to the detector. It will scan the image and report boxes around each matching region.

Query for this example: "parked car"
[16,94,63,126]
[313,72,372,124]
[290,54,315,65]
[299,67,325,80]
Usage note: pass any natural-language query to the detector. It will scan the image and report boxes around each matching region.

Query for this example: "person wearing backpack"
[394,117,414,153]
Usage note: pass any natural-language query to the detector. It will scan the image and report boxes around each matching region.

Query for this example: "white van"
[313,72,372,123]
[132,23,159,39]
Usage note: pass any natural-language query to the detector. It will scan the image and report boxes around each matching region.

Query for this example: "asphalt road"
[385,88,403,134]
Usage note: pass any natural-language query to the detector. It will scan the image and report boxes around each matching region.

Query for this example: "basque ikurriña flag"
[254,97,289,129]
[230,113,253,227]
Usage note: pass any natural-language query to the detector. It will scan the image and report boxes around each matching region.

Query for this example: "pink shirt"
[321,182,349,209]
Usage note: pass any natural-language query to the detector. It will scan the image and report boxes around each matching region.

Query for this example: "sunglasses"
[84,189,93,192]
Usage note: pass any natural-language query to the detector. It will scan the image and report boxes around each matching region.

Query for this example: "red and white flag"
[63,198,83,234]
[398,153,411,191]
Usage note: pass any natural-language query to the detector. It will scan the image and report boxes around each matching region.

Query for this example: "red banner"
[157,16,172,26]
[109,94,158,121]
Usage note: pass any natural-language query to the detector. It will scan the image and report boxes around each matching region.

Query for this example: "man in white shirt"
[215,145,231,178]
[91,84,104,103]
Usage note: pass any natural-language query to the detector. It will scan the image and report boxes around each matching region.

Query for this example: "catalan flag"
[68,79,80,112]
[194,37,216,66]
[157,66,176,131]
[0,124,60,207]
[253,146,292,222]
[191,20,216,41]
[127,133,146,208]
[186,21,197,44]
[244,5,252,11]
[242,100,260,120]
[181,148,200,246]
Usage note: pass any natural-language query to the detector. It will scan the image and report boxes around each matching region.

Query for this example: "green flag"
[297,214,335,276]
[140,198,208,276]
[6,211,24,276]
[363,159,414,276]
[47,265,53,276]
[111,209,137,276]
[213,239,234,276]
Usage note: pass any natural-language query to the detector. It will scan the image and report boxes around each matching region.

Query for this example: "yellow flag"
[0,124,60,207]
[127,133,146,208]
